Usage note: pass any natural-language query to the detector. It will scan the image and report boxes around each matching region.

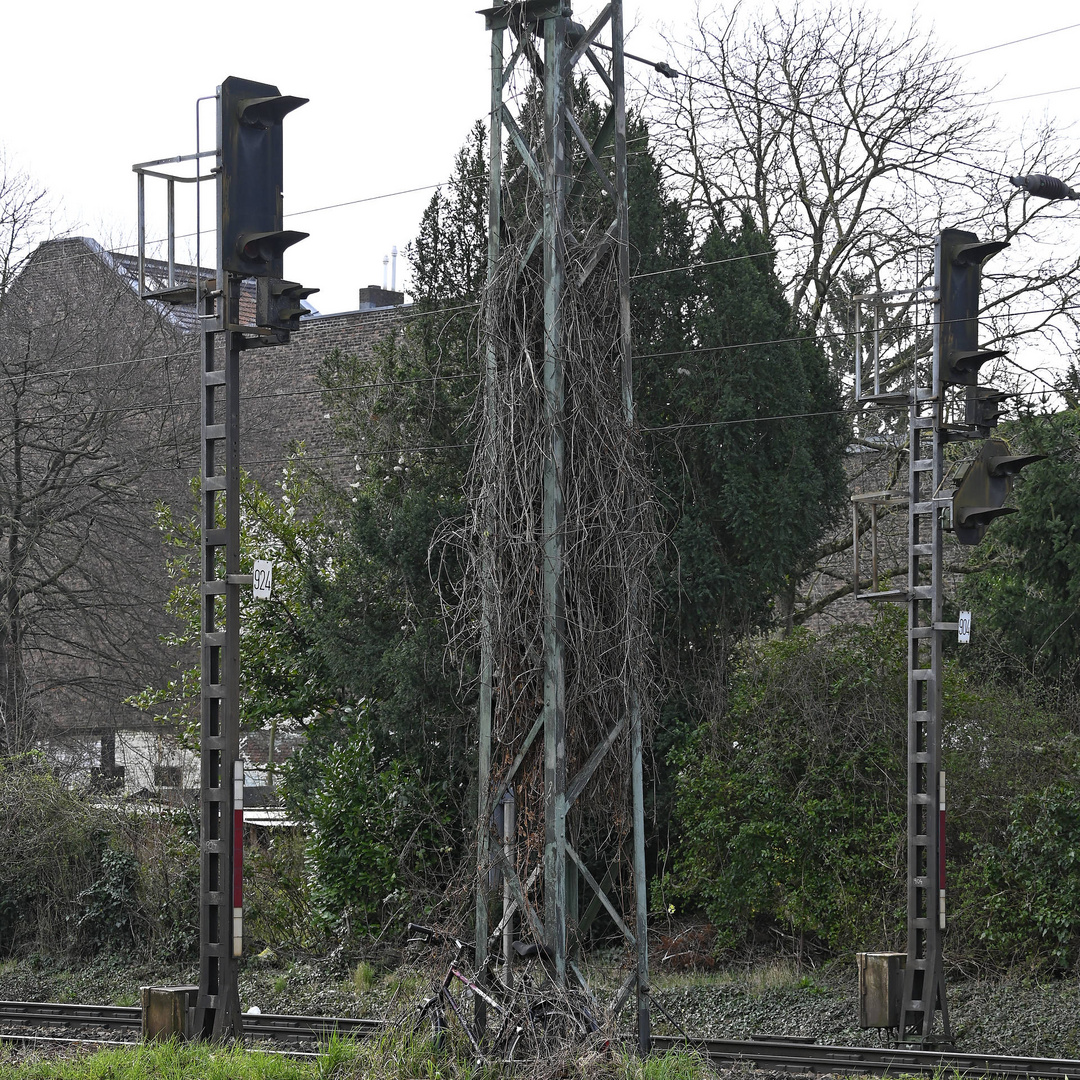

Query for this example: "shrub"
[244,828,313,952]
[662,608,1080,964]
[958,780,1080,970]
[0,756,101,953]
[74,848,140,951]
[293,706,455,938]
[661,611,908,955]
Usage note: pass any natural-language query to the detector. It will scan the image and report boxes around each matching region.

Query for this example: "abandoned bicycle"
[406,922,603,1064]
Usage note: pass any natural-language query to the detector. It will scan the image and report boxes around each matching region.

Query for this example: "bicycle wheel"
[505,997,592,1061]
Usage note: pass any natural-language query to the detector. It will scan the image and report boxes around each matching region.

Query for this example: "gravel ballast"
[0,952,1077,1060]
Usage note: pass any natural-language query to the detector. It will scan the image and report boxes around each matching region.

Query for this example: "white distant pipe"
[391,246,398,292]
[382,255,389,290]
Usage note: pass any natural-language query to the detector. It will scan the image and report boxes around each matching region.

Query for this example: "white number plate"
[253,560,273,600]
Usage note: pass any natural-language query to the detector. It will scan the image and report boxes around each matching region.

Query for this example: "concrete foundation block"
[141,985,198,1041]
[856,952,905,1029]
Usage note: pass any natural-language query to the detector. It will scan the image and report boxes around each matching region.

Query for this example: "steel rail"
[651,1034,1080,1078]
[0,1001,383,1042]
[3,1000,1079,1076]
[0,1002,140,1029]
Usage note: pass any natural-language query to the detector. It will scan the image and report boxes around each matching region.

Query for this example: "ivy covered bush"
[285,704,458,939]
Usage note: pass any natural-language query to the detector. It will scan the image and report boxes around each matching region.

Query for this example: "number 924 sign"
[253,560,273,600]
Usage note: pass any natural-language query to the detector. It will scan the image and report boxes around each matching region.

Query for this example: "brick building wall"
[238,304,406,486]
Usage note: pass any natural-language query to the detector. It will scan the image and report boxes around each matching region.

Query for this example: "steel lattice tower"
[476,0,650,1050]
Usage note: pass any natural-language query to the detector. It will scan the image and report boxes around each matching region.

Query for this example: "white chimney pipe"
[391,246,398,292]
[382,254,389,290]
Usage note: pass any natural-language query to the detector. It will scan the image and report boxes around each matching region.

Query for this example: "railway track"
[3,1000,1080,1076]
[0,1000,382,1043]
[652,1034,1080,1078]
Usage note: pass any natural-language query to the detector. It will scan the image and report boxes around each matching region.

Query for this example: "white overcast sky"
[2,1,1078,315]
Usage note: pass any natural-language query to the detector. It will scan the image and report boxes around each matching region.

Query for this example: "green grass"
[351,961,377,994]
[0,1040,316,1080]
[0,1032,715,1080]
[651,956,804,996]
[380,967,425,1000]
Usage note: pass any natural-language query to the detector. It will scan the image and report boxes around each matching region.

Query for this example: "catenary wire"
[128,379,1076,478]
[946,20,1080,61]
[614,22,1080,181]
[9,296,1080,424]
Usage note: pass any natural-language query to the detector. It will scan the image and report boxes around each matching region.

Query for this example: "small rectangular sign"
[252,560,273,600]
[957,610,971,644]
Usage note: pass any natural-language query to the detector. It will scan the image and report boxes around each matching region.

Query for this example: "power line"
[8,293,1079,425]
[10,270,1080,406]
[285,183,447,220]
[991,83,1080,106]
[621,24,1080,183]
[945,20,1080,61]
[631,247,781,280]
[0,348,198,387]
[0,295,482,387]
[148,441,472,474]
[157,382,1072,467]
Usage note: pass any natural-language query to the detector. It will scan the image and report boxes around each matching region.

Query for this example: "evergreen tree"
[636,210,848,664]
[959,404,1080,686]
[285,124,489,852]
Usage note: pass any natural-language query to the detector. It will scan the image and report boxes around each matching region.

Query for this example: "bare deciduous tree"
[649,4,1080,382]
[646,4,1080,624]
[0,167,195,757]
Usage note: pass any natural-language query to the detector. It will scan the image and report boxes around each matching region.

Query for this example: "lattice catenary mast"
[475,0,651,1051]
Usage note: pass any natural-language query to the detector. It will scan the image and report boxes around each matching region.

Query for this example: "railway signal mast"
[853,228,1040,1046]
[134,76,314,1041]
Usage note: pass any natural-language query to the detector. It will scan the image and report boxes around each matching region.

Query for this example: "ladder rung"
[910,626,933,638]
[204,424,226,441]
[912,668,932,680]
[911,501,933,514]
[911,586,933,599]
[913,543,932,555]
[912,459,934,472]
[203,370,226,386]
